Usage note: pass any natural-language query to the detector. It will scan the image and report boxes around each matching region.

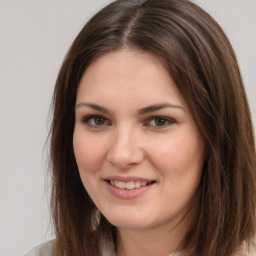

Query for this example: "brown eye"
[94,116,105,125]
[82,115,109,127]
[147,116,174,128]
[154,118,168,126]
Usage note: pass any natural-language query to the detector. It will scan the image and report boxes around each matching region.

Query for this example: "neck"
[115,211,193,256]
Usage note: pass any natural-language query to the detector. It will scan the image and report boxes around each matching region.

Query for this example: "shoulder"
[24,240,55,256]
[233,241,256,256]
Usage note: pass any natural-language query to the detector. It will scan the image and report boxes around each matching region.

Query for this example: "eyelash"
[81,115,175,128]
[81,115,110,127]
[146,116,175,128]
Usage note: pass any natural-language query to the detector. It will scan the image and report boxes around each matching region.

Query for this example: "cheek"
[148,131,204,178]
[73,130,107,173]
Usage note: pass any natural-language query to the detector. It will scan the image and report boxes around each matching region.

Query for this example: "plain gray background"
[0,1,255,255]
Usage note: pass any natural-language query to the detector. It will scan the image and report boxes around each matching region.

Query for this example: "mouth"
[107,180,156,190]
[104,177,156,199]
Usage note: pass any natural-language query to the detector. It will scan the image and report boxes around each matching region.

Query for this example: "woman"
[26,0,256,255]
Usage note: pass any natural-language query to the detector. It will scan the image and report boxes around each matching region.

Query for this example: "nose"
[107,127,144,169]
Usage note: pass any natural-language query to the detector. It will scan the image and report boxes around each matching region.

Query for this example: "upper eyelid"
[80,114,175,124]
[81,115,110,124]
[147,115,174,120]
[82,114,106,119]
[144,117,175,129]
[80,113,110,120]
[80,114,174,119]
[145,116,175,122]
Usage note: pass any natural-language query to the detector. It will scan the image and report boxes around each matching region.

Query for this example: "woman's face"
[73,49,205,231]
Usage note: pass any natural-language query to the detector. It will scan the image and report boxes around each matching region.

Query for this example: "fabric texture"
[24,239,253,256]
[24,240,55,256]
[24,240,177,256]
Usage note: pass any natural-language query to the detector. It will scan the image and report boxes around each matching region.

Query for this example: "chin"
[109,219,149,230]
[103,211,155,230]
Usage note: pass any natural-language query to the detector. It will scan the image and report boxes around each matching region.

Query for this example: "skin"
[73,49,205,256]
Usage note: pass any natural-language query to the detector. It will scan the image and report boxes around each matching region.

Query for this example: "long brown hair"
[50,0,256,255]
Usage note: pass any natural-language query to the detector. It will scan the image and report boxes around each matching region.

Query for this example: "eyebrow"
[137,103,184,115]
[76,102,112,114]
[76,102,184,114]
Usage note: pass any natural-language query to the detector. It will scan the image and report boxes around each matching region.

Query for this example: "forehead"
[80,49,167,85]
[76,49,187,109]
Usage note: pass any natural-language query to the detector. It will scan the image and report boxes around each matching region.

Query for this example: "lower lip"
[105,181,155,200]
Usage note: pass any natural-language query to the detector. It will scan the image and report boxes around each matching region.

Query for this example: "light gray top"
[24,240,179,256]
[25,239,254,256]
[24,241,55,256]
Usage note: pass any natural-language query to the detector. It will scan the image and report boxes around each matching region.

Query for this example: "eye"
[146,116,175,128]
[81,115,109,127]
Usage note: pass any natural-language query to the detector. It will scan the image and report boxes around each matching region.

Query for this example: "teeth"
[125,181,134,189]
[110,180,150,189]
[116,181,125,189]
[134,180,141,188]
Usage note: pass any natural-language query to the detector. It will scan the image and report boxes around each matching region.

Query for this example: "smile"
[109,180,154,190]
[105,178,156,200]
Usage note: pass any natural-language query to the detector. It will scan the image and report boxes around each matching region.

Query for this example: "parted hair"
[50,0,256,255]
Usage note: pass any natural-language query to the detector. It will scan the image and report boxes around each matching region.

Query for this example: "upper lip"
[104,175,156,182]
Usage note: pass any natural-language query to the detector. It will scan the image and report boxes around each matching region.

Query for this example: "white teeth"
[117,181,126,189]
[141,181,147,186]
[134,181,141,188]
[125,181,135,190]
[110,180,151,189]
